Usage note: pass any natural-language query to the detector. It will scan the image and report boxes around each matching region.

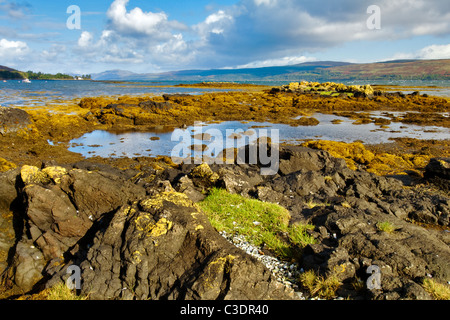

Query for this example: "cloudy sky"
[0,0,449,74]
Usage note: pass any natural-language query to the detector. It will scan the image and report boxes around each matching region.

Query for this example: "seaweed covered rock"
[0,107,32,136]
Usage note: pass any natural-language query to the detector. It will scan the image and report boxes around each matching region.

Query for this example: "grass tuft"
[376,221,396,233]
[299,270,342,299]
[199,188,316,259]
[422,278,450,300]
[45,283,87,300]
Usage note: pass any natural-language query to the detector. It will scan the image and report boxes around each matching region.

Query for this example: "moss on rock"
[140,191,199,211]
[0,158,16,172]
[302,140,375,170]
[20,165,51,185]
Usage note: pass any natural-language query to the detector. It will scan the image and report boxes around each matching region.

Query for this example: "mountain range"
[1,59,449,82]
[90,59,450,82]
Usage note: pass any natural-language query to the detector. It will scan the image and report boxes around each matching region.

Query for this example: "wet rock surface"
[0,145,449,300]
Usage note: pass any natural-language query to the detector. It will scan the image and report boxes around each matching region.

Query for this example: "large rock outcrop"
[1,145,449,300]
[46,191,293,300]
[1,163,294,299]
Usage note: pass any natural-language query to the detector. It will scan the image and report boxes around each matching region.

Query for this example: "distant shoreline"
[1,78,92,81]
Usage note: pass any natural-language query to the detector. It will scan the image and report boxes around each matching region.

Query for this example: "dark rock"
[278,145,347,175]
[162,93,192,103]
[353,91,367,99]
[175,175,206,202]
[269,87,281,94]
[3,145,450,300]
[425,158,450,180]
[403,280,432,300]
[0,168,20,214]
[0,169,21,276]
[0,107,32,136]
[302,244,355,282]
[309,207,450,297]
[23,183,91,260]
[46,191,294,300]
[4,240,46,292]
[139,100,173,111]
[4,164,295,300]
[4,164,146,290]
[58,168,146,222]
[216,165,264,195]
[104,103,135,114]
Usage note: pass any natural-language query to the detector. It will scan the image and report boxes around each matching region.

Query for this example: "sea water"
[68,115,450,159]
[1,79,449,159]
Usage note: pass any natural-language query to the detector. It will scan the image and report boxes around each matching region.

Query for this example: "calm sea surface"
[0,80,239,107]
[1,79,449,108]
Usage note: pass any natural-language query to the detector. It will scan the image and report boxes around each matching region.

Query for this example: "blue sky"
[0,0,449,74]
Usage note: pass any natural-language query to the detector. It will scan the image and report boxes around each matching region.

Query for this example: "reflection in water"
[68,113,450,159]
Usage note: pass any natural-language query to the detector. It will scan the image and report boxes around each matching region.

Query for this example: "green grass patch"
[422,279,450,300]
[299,270,342,299]
[199,188,316,259]
[376,221,396,233]
[44,283,87,300]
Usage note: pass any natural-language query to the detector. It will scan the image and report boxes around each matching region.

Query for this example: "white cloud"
[391,44,450,60]
[155,34,187,54]
[40,44,66,61]
[195,9,235,37]
[233,56,317,69]
[106,0,186,40]
[0,0,31,19]
[78,31,93,47]
[69,0,193,70]
[418,44,450,59]
[24,0,449,73]
[411,23,450,36]
[0,38,29,61]
[254,0,277,7]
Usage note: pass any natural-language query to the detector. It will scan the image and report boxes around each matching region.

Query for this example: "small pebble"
[219,231,303,296]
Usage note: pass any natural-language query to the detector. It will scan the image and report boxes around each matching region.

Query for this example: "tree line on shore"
[0,67,91,81]
[24,71,91,80]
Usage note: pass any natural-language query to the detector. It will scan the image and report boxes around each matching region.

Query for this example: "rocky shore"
[0,145,448,300]
[0,82,449,300]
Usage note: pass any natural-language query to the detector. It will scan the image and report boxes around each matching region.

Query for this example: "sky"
[0,0,449,75]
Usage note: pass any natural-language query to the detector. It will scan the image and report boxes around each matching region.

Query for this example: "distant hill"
[92,61,353,81]
[90,69,141,81]
[0,66,90,80]
[91,59,450,82]
[0,65,25,80]
[326,59,450,80]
